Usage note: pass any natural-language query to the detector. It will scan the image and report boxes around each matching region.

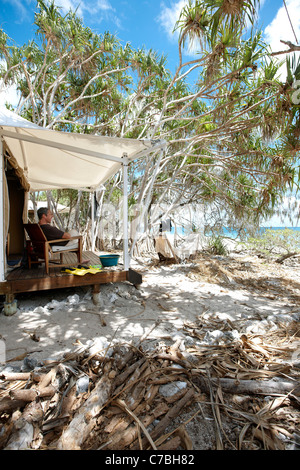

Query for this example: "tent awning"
[0,107,166,191]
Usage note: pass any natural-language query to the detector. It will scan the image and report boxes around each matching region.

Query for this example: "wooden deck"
[0,251,142,299]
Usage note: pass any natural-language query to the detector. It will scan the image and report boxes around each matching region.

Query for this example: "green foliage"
[286,54,300,85]
[245,228,300,258]
[208,235,228,255]
[1,0,300,238]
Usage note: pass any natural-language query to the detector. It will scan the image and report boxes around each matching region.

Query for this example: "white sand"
[1,253,299,369]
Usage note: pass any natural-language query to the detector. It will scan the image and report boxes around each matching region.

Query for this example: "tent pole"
[122,153,129,271]
[0,138,5,283]
[91,192,95,251]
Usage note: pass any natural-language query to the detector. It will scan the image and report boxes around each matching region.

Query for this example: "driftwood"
[0,385,56,415]
[0,336,198,450]
[2,367,59,450]
[131,388,194,450]
[4,400,44,450]
[194,376,300,397]
[0,372,31,381]
[113,398,157,450]
[4,420,35,450]
[105,401,170,450]
[275,252,300,264]
[57,367,114,450]
[0,325,299,450]
[10,385,56,402]
[0,397,27,414]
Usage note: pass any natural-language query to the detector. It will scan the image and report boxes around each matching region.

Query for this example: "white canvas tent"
[0,107,166,282]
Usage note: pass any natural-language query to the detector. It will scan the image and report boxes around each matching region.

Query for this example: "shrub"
[244,228,300,262]
[208,236,228,256]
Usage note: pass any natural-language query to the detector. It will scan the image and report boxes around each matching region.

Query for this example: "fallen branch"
[275,252,299,264]
[0,397,27,414]
[106,401,169,450]
[0,372,31,382]
[1,324,299,451]
[194,375,300,397]
[4,400,44,450]
[131,388,194,450]
[9,386,56,402]
[56,365,114,450]
[113,398,157,450]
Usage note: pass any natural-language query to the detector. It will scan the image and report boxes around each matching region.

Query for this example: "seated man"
[37,207,79,247]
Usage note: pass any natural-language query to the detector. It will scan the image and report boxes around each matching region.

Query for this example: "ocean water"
[222,226,300,240]
[170,225,300,240]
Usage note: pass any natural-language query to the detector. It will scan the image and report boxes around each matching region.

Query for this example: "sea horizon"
[221,226,300,239]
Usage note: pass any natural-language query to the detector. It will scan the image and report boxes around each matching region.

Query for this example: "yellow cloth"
[63,266,102,276]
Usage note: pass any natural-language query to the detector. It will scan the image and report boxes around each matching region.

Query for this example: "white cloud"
[158,0,187,42]
[95,0,114,11]
[158,0,205,56]
[264,0,300,68]
[53,0,114,16]
[51,0,83,16]
[0,84,20,108]
[0,61,20,108]
[52,0,121,29]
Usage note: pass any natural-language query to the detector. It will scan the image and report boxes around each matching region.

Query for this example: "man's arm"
[62,232,71,239]
[40,224,69,241]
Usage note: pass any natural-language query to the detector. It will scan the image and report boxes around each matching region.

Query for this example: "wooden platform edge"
[0,268,143,296]
[127,268,143,286]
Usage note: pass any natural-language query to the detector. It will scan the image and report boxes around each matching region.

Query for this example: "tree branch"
[270,39,300,56]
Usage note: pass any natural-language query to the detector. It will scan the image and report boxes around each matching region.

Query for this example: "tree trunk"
[194,375,300,397]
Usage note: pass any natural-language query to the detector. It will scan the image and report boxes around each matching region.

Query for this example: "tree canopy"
[1,0,299,247]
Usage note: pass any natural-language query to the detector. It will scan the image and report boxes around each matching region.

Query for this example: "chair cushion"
[51,242,78,252]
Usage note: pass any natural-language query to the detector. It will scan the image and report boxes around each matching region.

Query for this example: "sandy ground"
[1,250,300,450]
[1,251,300,368]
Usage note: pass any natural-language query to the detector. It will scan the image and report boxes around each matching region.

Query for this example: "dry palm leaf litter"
[0,252,300,450]
[0,321,299,450]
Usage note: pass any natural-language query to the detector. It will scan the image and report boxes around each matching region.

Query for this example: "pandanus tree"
[140,0,299,239]
[0,0,299,251]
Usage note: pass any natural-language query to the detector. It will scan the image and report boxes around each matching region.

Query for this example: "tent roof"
[0,107,165,192]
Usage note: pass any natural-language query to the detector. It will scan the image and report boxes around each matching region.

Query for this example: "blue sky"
[1,0,299,106]
[0,0,300,225]
[0,0,300,74]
